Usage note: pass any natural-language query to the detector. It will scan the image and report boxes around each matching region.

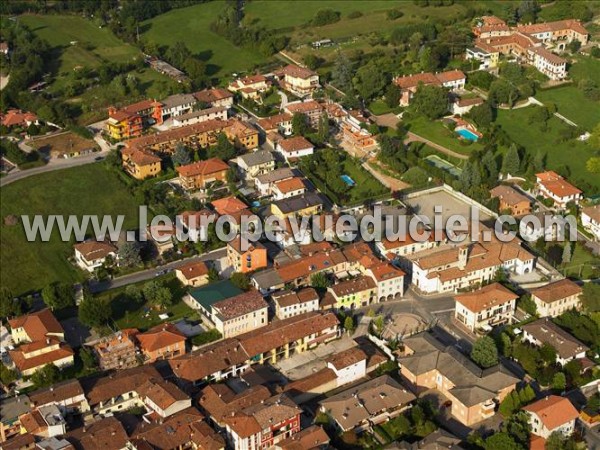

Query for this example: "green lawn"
[142,2,268,77]
[570,55,600,85]
[0,164,140,296]
[495,107,600,190]
[20,14,141,72]
[404,116,484,155]
[95,274,197,332]
[536,86,600,131]
[563,243,600,280]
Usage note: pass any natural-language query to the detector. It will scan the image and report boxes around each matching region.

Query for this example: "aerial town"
[0,1,599,450]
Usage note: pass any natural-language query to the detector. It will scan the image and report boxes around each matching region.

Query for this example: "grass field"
[0,164,140,295]
[142,2,268,77]
[570,55,600,85]
[20,14,141,72]
[404,116,484,155]
[495,107,600,190]
[536,86,600,131]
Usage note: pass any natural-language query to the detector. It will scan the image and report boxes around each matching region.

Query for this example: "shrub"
[191,329,222,346]
[312,9,341,26]
[386,9,404,20]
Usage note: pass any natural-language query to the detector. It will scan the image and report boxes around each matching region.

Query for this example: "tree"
[540,342,557,365]
[354,62,386,101]
[561,241,572,265]
[317,112,330,144]
[481,151,498,184]
[31,364,61,388]
[292,112,310,136]
[344,316,355,333]
[385,84,401,108]
[470,336,499,368]
[551,372,566,392]
[125,285,143,304]
[80,346,98,373]
[209,133,236,160]
[172,142,191,166]
[586,157,600,174]
[0,363,18,385]
[484,432,521,450]
[143,281,173,308]
[331,51,353,91]
[502,144,521,175]
[41,282,74,310]
[310,272,331,290]
[230,272,251,291]
[568,39,581,53]
[208,266,220,283]
[411,84,448,120]
[581,283,600,312]
[118,241,142,267]
[469,102,494,129]
[0,287,23,317]
[519,384,536,404]
[546,431,570,450]
[79,296,111,328]
[311,9,341,26]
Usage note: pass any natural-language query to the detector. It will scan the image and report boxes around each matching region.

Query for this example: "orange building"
[490,185,532,216]
[227,237,268,273]
[121,148,162,180]
[106,100,161,141]
[135,323,186,363]
[176,158,230,191]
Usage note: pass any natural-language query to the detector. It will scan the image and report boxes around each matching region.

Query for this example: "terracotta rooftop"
[73,240,117,262]
[256,113,293,131]
[285,100,322,114]
[82,365,161,406]
[530,279,582,303]
[327,346,367,370]
[368,262,405,282]
[490,185,531,207]
[434,69,466,83]
[8,308,64,342]
[29,379,84,408]
[329,276,376,297]
[274,177,306,194]
[517,19,588,36]
[279,64,317,79]
[582,205,600,223]
[272,288,319,308]
[193,87,233,103]
[523,395,579,430]
[211,196,248,215]
[278,135,314,153]
[135,323,186,353]
[198,384,271,424]
[276,248,346,283]
[455,282,518,313]
[137,378,189,411]
[276,425,330,450]
[1,109,37,127]
[176,260,209,280]
[176,157,229,178]
[212,290,268,321]
[66,417,128,450]
[536,171,582,198]
[122,147,162,166]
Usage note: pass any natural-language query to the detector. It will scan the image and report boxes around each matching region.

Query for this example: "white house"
[255,167,296,197]
[276,136,314,161]
[272,177,307,200]
[521,318,589,366]
[271,288,319,320]
[581,205,600,241]
[454,283,518,332]
[363,263,405,302]
[236,150,276,180]
[523,396,579,439]
[73,240,118,272]
[172,105,228,127]
[530,278,582,318]
[326,347,367,386]
[160,93,197,120]
[535,171,582,208]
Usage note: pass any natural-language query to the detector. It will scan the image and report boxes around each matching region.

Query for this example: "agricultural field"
[495,107,599,190]
[141,2,269,78]
[19,14,141,72]
[0,164,140,296]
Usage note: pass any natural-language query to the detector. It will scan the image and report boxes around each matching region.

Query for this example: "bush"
[191,329,222,346]
[470,336,498,368]
[347,11,363,19]
[312,9,341,26]
[386,9,404,20]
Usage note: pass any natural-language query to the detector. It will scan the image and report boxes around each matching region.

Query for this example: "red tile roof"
[211,196,248,215]
[523,395,579,430]
[8,309,64,342]
[274,177,306,194]
[530,279,582,303]
[454,282,518,313]
[278,136,313,153]
[136,323,186,353]
[176,157,229,178]
[280,64,317,79]
[73,240,118,261]
[176,261,209,280]
[536,171,582,198]
[212,290,268,321]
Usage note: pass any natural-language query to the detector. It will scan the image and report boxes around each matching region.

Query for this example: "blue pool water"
[456,128,479,142]
[251,201,260,207]
[340,174,356,187]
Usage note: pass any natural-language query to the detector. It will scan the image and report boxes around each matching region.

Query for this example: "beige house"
[271,288,320,320]
[581,205,600,241]
[523,395,579,439]
[277,65,319,97]
[324,276,377,310]
[398,333,518,426]
[454,283,518,332]
[530,279,582,317]
[210,290,269,338]
[235,150,275,180]
[175,261,210,287]
[73,240,118,272]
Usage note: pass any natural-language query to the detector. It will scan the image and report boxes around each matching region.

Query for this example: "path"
[364,159,409,191]
[0,74,9,90]
[405,132,469,160]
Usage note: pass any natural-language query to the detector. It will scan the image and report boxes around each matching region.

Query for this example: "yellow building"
[324,276,377,310]
[271,192,323,219]
[121,148,162,180]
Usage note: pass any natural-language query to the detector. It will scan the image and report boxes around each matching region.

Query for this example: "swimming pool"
[456,128,479,142]
[340,174,356,187]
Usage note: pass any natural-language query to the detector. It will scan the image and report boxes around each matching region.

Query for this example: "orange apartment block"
[227,237,268,273]
[135,323,187,363]
[176,158,230,191]
[490,185,532,216]
[106,100,161,140]
[121,147,162,180]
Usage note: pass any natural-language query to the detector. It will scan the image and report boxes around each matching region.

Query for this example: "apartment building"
[466,43,500,70]
[276,64,320,97]
[284,100,323,128]
[172,105,228,127]
[135,323,187,363]
[88,329,139,371]
[236,150,275,180]
[454,283,518,332]
[227,239,268,274]
[105,100,160,140]
[490,185,532,216]
[256,113,293,136]
[530,278,582,317]
[120,148,162,180]
[271,192,324,219]
[394,70,465,106]
[271,288,320,320]
[157,93,197,120]
[324,276,377,310]
[176,157,229,191]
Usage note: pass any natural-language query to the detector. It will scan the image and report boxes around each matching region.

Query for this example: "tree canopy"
[471,336,499,368]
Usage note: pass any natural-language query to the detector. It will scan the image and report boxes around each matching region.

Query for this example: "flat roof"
[188,280,244,311]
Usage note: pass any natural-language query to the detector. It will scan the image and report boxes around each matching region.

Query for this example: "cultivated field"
[0,164,140,295]
[29,132,97,158]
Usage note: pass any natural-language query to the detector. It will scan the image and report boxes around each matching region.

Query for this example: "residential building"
[319,375,416,432]
[272,177,307,200]
[236,150,276,180]
[276,136,314,161]
[178,209,214,242]
[169,312,339,386]
[454,283,518,332]
[193,87,234,108]
[1,395,32,443]
[147,223,176,255]
[223,394,302,450]
[465,44,500,70]
[158,93,197,121]
[393,70,465,106]
[176,158,229,191]
[472,15,512,38]
[210,290,269,338]
[0,109,38,129]
[228,75,271,102]
[284,100,323,128]
[106,100,159,140]
[523,395,579,439]
[407,239,535,294]
[175,260,210,287]
[227,238,268,274]
[7,309,74,377]
[529,46,567,80]
[490,185,532,216]
[211,196,248,216]
[135,323,187,363]
[199,384,272,429]
[172,105,228,127]
[88,329,139,371]
[271,192,323,219]
[19,405,66,439]
[120,148,162,180]
[1,433,36,450]
[325,347,368,386]
[398,333,518,426]
[521,318,589,366]
[581,205,600,241]
[272,288,319,320]
[276,64,319,97]
[28,379,89,415]
[363,262,405,301]
[324,276,377,310]
[256,113,293,136]
[255,167,296,197]
[273,425,329,450]
[450,96,485,115]
[73,240,118,272]
[515,19,589,47]
[530,278,582,317]
[65,417,129,450]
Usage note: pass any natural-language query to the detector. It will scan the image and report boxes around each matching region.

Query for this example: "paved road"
[89,247,227,293]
